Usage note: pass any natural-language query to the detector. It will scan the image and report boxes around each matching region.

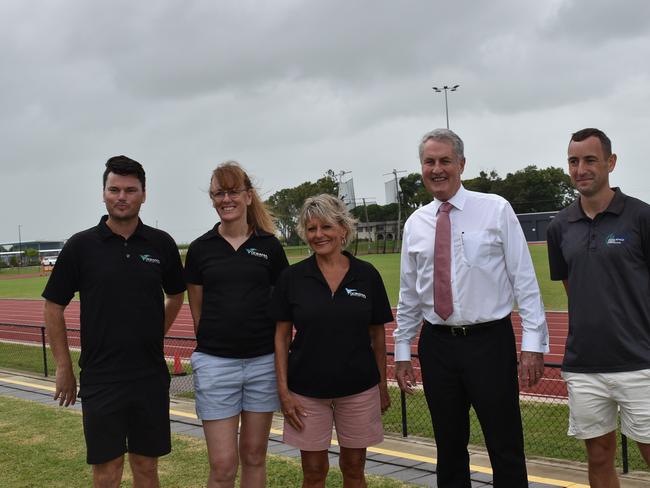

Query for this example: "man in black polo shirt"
[43,156,185,488]
[547,128,650,486]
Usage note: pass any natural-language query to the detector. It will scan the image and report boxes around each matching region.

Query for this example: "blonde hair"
[211,161,276,234]
[296,194,357,246]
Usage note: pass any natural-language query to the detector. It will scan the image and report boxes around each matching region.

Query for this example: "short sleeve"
[269,266,293,321]
[546,221,568,281]
[184,241,203,285]
[162,234,186,295]
[370,266,394,325]
[41,238,79,306]
[269,238,289,285]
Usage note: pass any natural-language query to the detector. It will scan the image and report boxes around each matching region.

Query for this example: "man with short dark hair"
[395,129,549,487]
[43,155,185,487]
[547,128,650,487]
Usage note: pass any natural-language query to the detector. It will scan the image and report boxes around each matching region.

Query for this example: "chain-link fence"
[1,322,646,473]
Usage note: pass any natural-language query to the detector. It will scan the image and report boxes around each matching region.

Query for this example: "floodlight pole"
[432,84,460,129]
[18,224,22,268]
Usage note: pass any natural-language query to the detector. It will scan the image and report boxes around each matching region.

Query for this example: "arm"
[186,284,203,336]
[274,320,306,430]
[500,204,548,388]
[43,300,76,406]
[164,292,184,334]
[369,324,391,413]
[394,222,421,394]
[562,279,568,295]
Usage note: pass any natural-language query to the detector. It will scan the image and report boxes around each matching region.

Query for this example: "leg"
[418,324,472,488]
[637,442,650,466]
[300,450,329,488]
[203,415,241,488]
[464,320,528,487]
[338,447,367,488]
[585,432,619,488]
[128,453,159,488]
[92,455,125,488]
[238,411,273,488]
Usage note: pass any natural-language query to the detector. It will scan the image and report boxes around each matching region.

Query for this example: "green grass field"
[0,396,415,487]
[0,244,567,309]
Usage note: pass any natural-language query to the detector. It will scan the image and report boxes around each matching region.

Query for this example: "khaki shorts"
[562,369,650,443]
[283,385,384,451]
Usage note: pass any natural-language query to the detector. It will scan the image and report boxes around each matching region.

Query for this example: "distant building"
[0,240,64,265]
[516,211,557,242]
[356,220,399,242]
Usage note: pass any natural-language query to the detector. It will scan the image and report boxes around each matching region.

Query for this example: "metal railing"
[0,322,644,473]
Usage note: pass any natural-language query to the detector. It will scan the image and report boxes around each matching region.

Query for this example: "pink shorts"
[283,385,384,451]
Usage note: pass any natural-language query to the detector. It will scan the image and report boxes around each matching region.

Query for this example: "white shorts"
[562,369,650,443]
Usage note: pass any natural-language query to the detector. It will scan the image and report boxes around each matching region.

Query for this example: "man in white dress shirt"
[394,129,549,488]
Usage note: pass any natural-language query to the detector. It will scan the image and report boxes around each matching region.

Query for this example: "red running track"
[0,299,569,397]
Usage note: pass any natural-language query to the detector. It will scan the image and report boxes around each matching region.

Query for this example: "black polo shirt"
[270,251,394,398]
[184,224,289,358]
[42,216,186,385]
[547,188,650,373]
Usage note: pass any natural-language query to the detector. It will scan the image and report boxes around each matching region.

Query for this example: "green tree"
[463,170,501,193]
[492,165,577,213]
[266,172,338,244]
[399,173,431,213]
[24,248,39,266]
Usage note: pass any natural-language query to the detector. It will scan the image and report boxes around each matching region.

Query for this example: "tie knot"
[439,202,453,214]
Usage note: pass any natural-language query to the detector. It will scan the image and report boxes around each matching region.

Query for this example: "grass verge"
[0,395,416,487]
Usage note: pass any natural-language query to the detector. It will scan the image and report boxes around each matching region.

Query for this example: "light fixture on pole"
[432,84,460,129]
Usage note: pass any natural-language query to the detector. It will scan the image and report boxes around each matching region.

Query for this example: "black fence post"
[621,433,628,474]
[400,389,408,437]
[41,326,48,377]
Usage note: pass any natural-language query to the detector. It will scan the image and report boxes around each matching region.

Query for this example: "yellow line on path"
[0,376,589,487]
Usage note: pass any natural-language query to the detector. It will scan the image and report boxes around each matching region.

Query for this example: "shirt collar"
[433,185,466,213]
[304,250,359,281]
[196,223,274,242]
[566,187,625,222]
[96,215,150,241]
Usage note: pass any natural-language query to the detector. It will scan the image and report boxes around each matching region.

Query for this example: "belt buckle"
[450,326,468,336]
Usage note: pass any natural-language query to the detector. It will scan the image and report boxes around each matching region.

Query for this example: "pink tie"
[434,202,453,320]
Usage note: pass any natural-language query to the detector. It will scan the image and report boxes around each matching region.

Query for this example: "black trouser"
[418,317,528,488]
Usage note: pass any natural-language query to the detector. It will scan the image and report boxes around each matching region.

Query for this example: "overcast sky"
[2,0,650,245]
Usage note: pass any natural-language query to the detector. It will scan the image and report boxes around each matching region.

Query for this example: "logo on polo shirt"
[245,248,268,260]
[139,254,161,264]
[345,288,366,299]
[605,234,625,246]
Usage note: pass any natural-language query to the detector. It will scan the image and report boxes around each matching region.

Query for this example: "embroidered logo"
[139,254,161,264]
[345,288,366,299]
[605,234,625,245]
[245,248,268,260]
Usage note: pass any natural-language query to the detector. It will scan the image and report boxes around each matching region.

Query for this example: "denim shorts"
[191,351,280,420]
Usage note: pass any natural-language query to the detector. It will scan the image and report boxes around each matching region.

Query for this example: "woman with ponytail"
[185,161,288,488]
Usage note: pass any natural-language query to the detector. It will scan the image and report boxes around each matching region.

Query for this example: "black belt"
[424,316,508,336]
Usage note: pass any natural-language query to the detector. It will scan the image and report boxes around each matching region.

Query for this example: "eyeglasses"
[209,189,248,201]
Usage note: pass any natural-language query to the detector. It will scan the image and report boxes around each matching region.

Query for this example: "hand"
[519,351,544,389]
[54,366,77,407]
[280,392,307,431]
[379,383,391,414]
[395,361,417,394]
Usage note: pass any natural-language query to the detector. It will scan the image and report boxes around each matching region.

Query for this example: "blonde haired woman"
[271,194,393,488]
[185,161,288,488]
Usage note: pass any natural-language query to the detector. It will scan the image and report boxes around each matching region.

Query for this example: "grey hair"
[418,128,465,161]
[296,194,357,247]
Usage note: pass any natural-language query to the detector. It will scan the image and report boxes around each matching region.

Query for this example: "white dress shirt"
[395,185,549,361]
